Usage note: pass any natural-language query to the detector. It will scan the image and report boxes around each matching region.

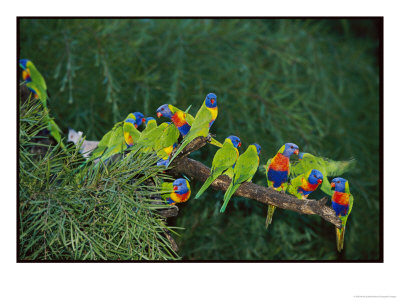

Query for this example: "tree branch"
[168,136,342,228]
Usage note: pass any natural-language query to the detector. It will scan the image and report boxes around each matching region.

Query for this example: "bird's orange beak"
[317,179,322,184]
[173,186,178,191]
[157,112,162,118]
[331,182,335,188]
[134,124,138,128]
[142,118,145,123]
[294,149,299,155]
[211,98,215,105]
[238,142,242,147]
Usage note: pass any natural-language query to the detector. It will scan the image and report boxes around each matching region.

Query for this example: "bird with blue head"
[162,178,191,205]
[265,142,299,228]
[195,135,242,199]
[331,177,354,252]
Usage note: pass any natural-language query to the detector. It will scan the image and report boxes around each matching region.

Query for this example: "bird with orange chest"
[331,177,354,252]
[265,143,299,229]
[287,169,323,200]
[161,179,191,205]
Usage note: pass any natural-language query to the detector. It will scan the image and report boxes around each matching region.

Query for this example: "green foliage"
[19,18,380,260]
[19,98,179,260]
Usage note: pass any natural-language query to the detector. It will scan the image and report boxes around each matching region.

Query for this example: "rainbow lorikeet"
[220,143,261,213]
[156,100,222,151]
[287,169,323,199]
[265,143,299,229]
[331,177,354,252]
[195,135,242,199]
[19,59,65,149]
[161,178,191,205]
[90,112,143,162]
[167,93,219,165]
[156,104,192,137]
[291,152,356,196]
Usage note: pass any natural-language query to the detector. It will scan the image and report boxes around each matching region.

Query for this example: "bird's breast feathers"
[300,177,320,192]
[171,111,188,127]
[206,106,218,122]
[171,190,191,203]
[270,153,289,171]
[332,191,350,205]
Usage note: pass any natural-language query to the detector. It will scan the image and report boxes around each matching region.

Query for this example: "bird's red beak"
[134,124,138,128]
[317,179,322,184]
[331,182,335,188]
[294,149,299,155]
[173,186,178,191]
[238,142,242,147]
[157,112,162,118]
[142,118,145,123]
[211,98,215,105]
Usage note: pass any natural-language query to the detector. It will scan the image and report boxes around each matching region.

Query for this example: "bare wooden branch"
[168,137,342,228]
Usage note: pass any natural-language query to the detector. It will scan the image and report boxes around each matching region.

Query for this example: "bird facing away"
[287,169,323,199]
[331,177,354,252]
[220,143,261,213]
[265,143,299,229]
[161,178,191,205]
[195,135,242,199]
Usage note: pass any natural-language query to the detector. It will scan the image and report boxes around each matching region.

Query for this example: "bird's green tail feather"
[265,205,276,229]
[210,137,223,148]
[336,227,345,252]
[195,175,217,199]
[220,183,239,213]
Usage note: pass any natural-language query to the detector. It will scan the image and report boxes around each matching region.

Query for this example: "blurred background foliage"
[19,18,380,260]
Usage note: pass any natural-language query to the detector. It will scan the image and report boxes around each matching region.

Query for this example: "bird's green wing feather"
[287,174,304,199]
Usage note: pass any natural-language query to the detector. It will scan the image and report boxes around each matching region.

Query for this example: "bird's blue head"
[331,177,347,193]
[173,178,190,195]
[308,169,323,185]
[156,104,173,119]
[125,118,137,128]
[133,112,145,127]
[19,59,29,70]
[227,135,241,148]
[282,143,299,157]
[251,143,261,156]
[205,93,217,108]
[145,117,156,125]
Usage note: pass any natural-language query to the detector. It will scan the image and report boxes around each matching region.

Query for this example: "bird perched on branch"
[265,143,299,229]
[90,112,142,162]
[291,152,356,196]
[195,135,241,199]
[288,169,323,199]
[220,143,261,213]
[161,178,191,205]
[331,177,354,252]
[67,128,99,158]
[19,59,65,149]
[167,93,219,165]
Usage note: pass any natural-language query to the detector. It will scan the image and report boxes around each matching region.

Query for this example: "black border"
[17,16,384,263]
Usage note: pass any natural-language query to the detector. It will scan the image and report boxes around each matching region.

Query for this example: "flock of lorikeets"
[19,59,355,253]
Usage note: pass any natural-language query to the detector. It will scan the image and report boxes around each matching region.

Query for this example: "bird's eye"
[291,146,293,149]
[337,181,340,183]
